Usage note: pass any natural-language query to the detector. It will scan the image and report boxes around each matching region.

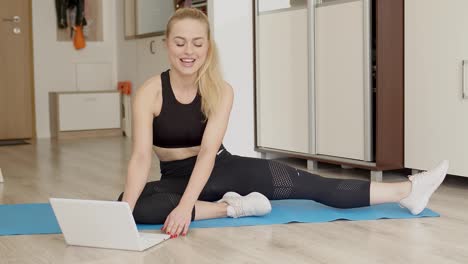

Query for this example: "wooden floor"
[1,137,467,264]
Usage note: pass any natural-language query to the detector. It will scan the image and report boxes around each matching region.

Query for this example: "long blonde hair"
[166,8,224,120]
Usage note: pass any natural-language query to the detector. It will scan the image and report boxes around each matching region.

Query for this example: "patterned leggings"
[118,146,370,224]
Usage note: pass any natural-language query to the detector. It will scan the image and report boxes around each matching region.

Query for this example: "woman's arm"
[122,79,159,211]
[179,82,234,209]
[162,82,233,236]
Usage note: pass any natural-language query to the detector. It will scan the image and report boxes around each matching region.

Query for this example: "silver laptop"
[49,198,170,251]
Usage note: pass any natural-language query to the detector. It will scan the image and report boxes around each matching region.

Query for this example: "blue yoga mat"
[0,200,439,236]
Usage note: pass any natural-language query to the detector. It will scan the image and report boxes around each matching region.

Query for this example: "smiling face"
[166,18,210,77]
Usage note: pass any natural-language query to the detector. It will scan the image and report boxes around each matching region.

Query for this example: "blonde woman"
[119,8,448,239]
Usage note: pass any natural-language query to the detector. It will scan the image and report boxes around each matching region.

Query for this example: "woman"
[119,8,448,239]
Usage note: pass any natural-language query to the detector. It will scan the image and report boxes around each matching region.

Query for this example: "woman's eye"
[175,43,184,47]
[194,44,203,48]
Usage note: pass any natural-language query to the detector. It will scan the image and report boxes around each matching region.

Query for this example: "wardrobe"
[405,0,468,177]
[254,0,404,179]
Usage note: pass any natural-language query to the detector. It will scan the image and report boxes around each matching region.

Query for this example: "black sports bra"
[152,70,207,148]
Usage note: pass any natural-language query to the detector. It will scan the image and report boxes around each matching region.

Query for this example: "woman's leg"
[118,179,192,224]
[118,178,233,223]
[193,201,228,220]
[118,152,271,223]
[120,152,447,223]
[204,154,448,208]
[204,155,372,208]
[370,181,411,205]
[371,160,449,214]
[204,153,448,213]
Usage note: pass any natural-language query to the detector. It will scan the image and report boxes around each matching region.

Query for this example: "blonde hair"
[166,8,224,119]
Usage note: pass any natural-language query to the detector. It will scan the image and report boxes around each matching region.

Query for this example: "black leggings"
[118,147,370,224]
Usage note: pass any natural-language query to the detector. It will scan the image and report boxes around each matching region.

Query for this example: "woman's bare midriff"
[153,145,201,162]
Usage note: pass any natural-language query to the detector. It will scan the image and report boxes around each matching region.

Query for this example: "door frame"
[27,0,36,138]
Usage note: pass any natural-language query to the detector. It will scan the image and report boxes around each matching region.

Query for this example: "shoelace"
[408,170,430,185]
[233,205,245,217]
[399,170,428,208]
[230,199,246,217]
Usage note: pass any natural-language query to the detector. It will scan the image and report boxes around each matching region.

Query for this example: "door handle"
[150,40,156,54]
[2,16,20,23]
[463,60,467,99]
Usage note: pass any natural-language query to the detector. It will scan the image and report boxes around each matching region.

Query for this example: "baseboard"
[53,129,123,140]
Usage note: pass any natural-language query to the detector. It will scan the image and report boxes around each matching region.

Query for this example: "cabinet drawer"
[58,93,120,131]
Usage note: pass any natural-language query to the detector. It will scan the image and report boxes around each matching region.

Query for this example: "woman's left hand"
[162,204,192,238]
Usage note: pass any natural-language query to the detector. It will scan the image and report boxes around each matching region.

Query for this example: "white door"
[405,0,468,177]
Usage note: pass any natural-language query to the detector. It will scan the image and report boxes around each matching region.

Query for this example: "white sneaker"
[399,160,449,215]
[217,192,272,218]
[220,191,242,200]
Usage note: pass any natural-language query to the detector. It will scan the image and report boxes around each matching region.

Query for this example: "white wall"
[115,0,138,137]
[116,0,137,83]
[209,0,259,158]
[32,0,118,138]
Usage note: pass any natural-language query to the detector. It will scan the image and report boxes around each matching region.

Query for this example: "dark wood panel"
[375,0,404,169]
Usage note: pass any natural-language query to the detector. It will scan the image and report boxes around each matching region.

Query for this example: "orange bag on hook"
[73,26,86,50]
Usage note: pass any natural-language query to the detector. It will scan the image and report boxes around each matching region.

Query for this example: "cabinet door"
[315,0,373,161]
[136,36,169,87]
[405,0,468,176]
[256,7,309,154]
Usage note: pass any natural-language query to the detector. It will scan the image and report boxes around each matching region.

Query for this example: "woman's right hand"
[162,204,193,238]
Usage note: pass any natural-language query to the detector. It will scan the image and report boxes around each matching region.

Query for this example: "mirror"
[135,0,174,37]
[124,0,175,39]
[124,0,208,39]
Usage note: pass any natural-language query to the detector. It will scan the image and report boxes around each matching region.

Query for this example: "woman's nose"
[184,44,194,54]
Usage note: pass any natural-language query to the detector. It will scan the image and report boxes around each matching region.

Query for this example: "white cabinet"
[49,91,121,139]
[255,1,373,160]
[405,0,468,177]
[254,0,405,174]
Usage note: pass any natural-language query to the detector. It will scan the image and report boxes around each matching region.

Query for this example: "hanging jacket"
[55,0,68,28]
[55,0,87,29]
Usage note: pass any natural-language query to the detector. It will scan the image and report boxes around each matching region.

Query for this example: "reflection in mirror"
[135,0,175,36]
[175,0,208,14]
[124,0,208,39]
